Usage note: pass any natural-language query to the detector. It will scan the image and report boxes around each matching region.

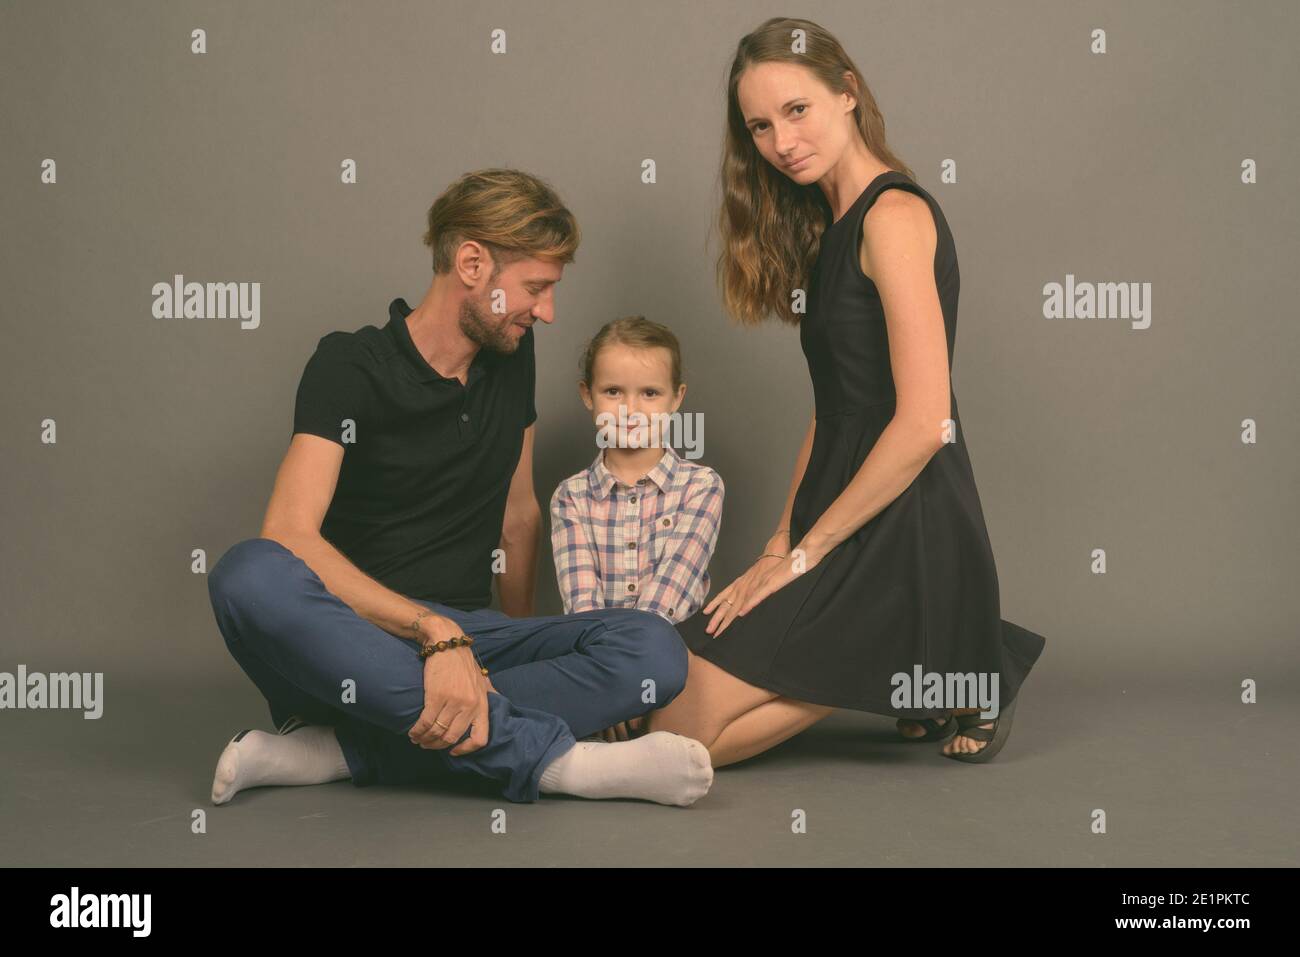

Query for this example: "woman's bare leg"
[647,651,775,746]
[647,651,833,766]
[708,697,835,767]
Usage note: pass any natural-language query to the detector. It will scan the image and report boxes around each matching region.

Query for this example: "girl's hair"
[579,316,683,392]
[423,168,580,278]
[716,16,913,327]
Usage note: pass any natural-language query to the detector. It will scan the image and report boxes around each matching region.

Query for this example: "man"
[207,169,712,807]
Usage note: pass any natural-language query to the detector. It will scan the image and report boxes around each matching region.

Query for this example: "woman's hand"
[702,530,801,638]
[734,550,818,616]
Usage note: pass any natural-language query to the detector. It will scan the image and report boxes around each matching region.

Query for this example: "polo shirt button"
[627,583,636,592]
[460,412,470,422]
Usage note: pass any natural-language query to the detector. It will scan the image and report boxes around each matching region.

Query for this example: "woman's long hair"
[717,17,913,326]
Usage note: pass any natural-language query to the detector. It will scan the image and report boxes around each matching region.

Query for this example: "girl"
[550,315,725,632]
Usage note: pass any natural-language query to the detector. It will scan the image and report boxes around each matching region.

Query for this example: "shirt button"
[460,412,470,422]
[629,495,637,504]
[627,583,636,592]
[637,478,647,485]
[626,541,636,549]
[662,518,671,527]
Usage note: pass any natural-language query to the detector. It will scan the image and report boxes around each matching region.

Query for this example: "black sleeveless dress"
[676,170,1047,718]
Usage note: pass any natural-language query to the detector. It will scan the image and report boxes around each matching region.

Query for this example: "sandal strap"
[899,715,956,741]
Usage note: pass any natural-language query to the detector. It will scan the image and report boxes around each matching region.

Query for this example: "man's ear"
[454,239,490,290]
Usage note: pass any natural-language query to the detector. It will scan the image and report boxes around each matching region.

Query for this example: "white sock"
[538,731,713,807]
[211,725,351,805]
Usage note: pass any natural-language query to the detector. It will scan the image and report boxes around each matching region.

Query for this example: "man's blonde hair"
[423,168,580,278]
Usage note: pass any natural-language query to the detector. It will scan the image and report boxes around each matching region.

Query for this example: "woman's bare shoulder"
[859,189,938,283]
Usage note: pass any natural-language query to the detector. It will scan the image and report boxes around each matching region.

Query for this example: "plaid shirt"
[550,446,724,623]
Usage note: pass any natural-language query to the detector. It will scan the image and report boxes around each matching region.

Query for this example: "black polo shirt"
[290,297,537,610]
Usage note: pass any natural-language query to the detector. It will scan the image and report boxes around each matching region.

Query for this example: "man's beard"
[459,291,519,355]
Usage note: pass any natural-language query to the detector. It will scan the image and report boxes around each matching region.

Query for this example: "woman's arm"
[549,484,606,614]
[768,413,816,550]
[797,418,942,565]
[698,418,813,635]
[795,189,949,566]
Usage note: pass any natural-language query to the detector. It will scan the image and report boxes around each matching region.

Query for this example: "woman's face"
[736,60,857,185]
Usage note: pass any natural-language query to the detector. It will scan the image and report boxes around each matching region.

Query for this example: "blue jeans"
[207,538,688,802]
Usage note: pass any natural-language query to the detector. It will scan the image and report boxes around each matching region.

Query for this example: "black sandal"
[896,712,957,742]
[944,698,1019,763]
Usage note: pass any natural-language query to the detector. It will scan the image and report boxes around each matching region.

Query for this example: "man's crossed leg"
[206,538,712,806]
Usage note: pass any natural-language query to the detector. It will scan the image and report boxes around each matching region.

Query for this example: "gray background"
[1,0,1296,866]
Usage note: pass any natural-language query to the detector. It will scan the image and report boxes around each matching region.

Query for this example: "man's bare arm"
[495,424,541,617]
[259,433,460,643]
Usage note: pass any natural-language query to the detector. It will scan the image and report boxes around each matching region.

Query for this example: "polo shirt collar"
[586,446,681,501]
[387,297,493,385]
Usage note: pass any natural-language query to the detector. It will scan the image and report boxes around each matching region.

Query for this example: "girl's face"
[736,60,858,186]
[580,342,685,449]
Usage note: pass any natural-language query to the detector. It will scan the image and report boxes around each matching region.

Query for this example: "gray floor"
[3,663,1296,867]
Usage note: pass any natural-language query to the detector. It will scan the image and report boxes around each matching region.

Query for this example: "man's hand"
[407,616,493,756]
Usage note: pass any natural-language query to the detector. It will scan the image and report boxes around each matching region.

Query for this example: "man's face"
[460,256,563,355]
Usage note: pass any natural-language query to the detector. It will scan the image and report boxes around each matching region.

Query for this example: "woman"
[646,17,1047,765]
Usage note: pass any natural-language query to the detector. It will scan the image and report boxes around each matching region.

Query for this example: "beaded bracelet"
[417,633,473,660]
[410,606,489,673]
[416,634,489,676]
